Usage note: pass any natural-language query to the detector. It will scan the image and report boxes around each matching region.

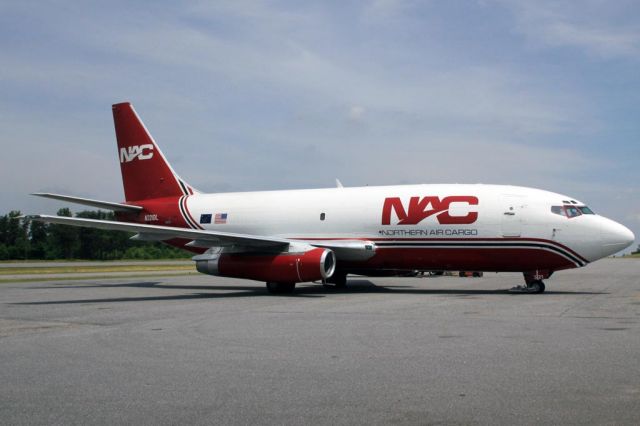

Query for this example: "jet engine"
[195,247,336,283]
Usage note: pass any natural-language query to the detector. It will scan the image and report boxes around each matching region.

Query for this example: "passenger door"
[501,195,525,237]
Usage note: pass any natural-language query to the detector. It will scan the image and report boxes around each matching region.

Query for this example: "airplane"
[27,102,635,294]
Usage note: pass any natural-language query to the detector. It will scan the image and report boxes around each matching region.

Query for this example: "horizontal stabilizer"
[31,193,143,212]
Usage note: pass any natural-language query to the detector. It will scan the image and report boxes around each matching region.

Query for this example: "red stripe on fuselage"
[296,236,588,264]
[340,246,578,272]
[162,242,578,272]
[181,196,203,230]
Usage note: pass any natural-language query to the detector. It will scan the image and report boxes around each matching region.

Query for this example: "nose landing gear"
[509,270,551,294]
[322,271,347,290]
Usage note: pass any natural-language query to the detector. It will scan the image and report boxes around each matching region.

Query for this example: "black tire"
[324,273,347,289]
[266,282,296,294]
[528,280,545,293]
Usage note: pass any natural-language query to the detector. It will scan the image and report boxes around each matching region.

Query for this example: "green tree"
[46,208,79,259]
[0,208,192,260]
[0,211,29,259]
[0,243,9,260]
[75,210,132,260]
[28,220,48,259]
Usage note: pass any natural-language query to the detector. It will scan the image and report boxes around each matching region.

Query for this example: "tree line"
[0,209,190,261]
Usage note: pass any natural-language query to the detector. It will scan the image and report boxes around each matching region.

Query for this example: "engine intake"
[195,248,336,283]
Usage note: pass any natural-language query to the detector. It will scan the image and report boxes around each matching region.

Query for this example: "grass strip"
[0,264,194,275]
[0,271,199,284]
[0,259,190,264]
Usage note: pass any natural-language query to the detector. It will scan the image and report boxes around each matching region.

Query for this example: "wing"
[26,215,290,249]
[25,215,377,259]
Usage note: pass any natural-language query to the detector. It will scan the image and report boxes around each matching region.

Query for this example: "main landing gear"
[509,270,551,294]
[322,272,347,290]
[509,280,545,294]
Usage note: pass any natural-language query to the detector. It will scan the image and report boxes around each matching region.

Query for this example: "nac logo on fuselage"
[119,144,154,163]
[382,196,479,225]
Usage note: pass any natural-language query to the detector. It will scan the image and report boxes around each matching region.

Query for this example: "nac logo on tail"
[382,196,479,225]
[119,144,154,163]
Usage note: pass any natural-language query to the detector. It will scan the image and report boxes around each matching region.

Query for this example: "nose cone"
[601,218,635,256]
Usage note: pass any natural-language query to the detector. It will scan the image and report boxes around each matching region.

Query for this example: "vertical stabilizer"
[112,102,197,202]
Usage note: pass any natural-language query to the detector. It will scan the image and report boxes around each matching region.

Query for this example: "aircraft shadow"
[15,279,607,305]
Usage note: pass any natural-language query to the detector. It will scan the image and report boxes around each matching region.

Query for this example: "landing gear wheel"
[529,280,545,293]
[323,273,347,290]
[266,282,296,294]
[509,280,546,294]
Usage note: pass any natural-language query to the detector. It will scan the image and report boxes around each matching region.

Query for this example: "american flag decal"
[214,213,228,224]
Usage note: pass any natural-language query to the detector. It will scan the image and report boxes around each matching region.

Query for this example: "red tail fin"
[112,102,196,202]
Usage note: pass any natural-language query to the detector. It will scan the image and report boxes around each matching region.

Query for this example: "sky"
[0,0,638,252]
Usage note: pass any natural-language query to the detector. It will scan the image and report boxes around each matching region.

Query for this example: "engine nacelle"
[195,248,336,283]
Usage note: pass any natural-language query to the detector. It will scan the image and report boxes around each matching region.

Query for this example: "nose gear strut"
[509,270,552,293]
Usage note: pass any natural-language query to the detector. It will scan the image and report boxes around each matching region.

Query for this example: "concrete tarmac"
[1,259,639,425]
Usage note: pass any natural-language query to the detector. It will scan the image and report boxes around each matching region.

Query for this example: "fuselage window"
[578,206,595,214]
[320,213,326,221]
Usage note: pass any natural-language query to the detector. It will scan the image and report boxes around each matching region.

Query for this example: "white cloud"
[347,105,365,121]
[496,0,640,58]
[362,0,419,21]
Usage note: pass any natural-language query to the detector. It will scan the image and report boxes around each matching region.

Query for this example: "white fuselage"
[173,184,633,273]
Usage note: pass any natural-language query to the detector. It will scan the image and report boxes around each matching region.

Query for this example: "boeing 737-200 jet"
[28,102,635,293]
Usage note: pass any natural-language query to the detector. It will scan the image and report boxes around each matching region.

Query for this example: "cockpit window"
[578,206,595,214]
[565,206,581,218]
[551,205,593,218]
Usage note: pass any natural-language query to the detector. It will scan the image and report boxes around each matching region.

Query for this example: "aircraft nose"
[601,218,635,254]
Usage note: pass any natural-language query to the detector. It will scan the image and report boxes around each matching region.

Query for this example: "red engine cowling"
[195,248,336,283]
